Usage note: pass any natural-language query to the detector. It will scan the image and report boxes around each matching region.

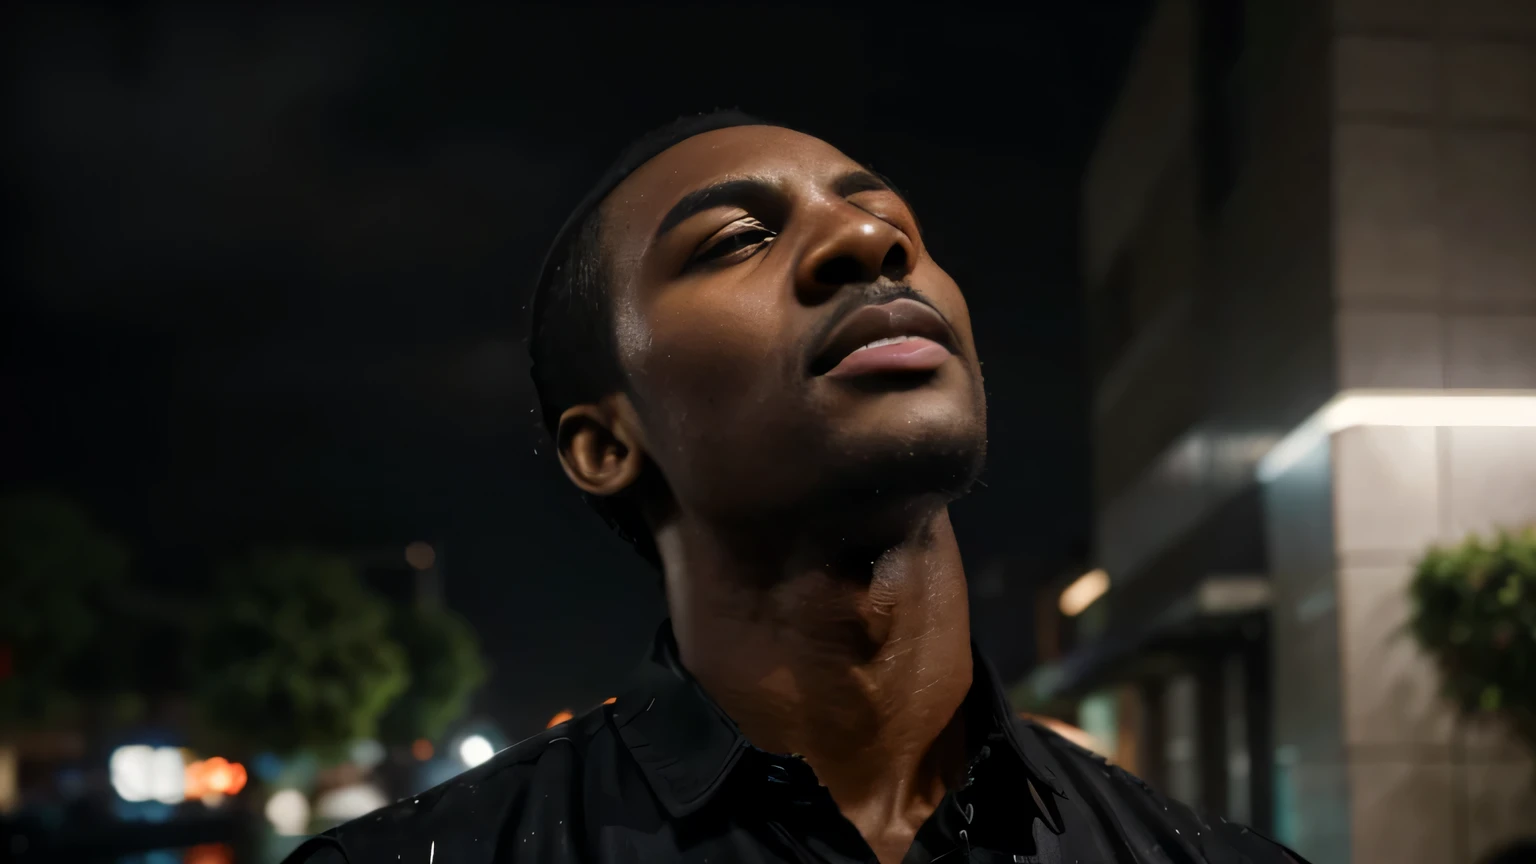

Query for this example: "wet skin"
[554,125,989,864]
[559,124,987,537]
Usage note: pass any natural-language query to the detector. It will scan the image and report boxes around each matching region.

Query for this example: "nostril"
[813,255,867,287]
[879,243,908,280]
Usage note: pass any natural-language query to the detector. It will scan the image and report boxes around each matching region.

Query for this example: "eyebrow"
[652,169,902,241]
[653,177,775,240]
[831,169,893,198]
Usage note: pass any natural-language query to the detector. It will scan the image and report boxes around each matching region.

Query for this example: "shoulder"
[1013,718,1312,864]
[281,708,611,864]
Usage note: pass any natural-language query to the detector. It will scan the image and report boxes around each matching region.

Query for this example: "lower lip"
[823,337,951,380]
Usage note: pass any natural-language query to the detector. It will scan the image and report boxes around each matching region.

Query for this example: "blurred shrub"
[191,548,490,758]
[192,549,409,757]
[1408,526,1536,759]
[377,601,488,746]
[0,493,135,729]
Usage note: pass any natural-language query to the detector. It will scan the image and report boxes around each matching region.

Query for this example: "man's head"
[530,114,987,566]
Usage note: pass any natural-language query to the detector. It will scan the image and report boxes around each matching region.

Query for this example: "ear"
[555,393,648,498]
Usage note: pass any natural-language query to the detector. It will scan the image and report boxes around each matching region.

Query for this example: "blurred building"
[1024,1,1536,862]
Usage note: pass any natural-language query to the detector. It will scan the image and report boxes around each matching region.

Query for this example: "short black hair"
[528,111,775,569]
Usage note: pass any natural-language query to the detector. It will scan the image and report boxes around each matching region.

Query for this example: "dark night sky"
[3,3,1147,738]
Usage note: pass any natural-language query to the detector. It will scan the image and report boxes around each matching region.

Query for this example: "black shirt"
[285,626,1307,863]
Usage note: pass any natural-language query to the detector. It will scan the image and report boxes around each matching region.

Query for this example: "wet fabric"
[283,624,1309,864]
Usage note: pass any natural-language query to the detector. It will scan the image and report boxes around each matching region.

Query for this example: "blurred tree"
[0,493,133,730]
[191,549,408,757]
[378,601,488,746]
[1409,526,1536,763]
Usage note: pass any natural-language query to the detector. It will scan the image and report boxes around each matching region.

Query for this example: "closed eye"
[689,218,777,268]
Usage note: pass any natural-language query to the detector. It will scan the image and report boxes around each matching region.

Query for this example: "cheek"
[919,264,978,358]
[622,293,799,435]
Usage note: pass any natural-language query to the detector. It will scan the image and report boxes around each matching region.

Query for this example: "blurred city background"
[3,1,1533,863]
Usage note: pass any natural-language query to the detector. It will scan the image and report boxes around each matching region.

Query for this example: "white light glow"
[109,745,185,804]
[314,783,389,821]
[1257,390,1536,482]
[459,735,495,768]
[1059,569,1110,617]
[349,739,385,770]
[264,789,311,836]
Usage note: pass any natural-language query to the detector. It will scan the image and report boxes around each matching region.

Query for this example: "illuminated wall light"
[458,735,495,768]
[1257,389,1536,482]
[1059,569,1110,617]
[546,710,574,729]
[602,697,617,706]
[411,738,435,761]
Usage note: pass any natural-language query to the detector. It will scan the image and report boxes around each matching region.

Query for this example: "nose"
[794,205,916,304]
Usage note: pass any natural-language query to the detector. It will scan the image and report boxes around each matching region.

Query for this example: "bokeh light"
[264,789,310,836]
[404,541,436,570]
[458,734,494,768]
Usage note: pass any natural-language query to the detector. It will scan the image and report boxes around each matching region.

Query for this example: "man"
[285,112,1306,863]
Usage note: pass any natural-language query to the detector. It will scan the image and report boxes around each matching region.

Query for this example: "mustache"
[803,283,951,362]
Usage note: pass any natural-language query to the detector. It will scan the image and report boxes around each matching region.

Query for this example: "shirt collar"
[612,622,1061,818]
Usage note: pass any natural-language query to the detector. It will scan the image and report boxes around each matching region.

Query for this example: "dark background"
[3,2,1147,739]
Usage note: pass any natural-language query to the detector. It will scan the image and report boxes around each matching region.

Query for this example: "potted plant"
[1407,526,1536,762]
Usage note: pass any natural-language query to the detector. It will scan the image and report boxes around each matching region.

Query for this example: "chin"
[791,430,984,552]
[824,408,988,506]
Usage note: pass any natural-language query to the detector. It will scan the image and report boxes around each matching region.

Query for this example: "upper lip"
[809,297,959,375]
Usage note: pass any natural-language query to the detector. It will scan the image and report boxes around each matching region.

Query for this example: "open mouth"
[810,298,959,380]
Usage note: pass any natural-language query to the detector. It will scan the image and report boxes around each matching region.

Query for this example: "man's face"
[599,125,986,527]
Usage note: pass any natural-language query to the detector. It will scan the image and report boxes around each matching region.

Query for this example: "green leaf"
[1482,686,1502,712]
[377,602,489,745]
[189,549,411,756]
[0,493,132,731]
[1408,526,1536,762]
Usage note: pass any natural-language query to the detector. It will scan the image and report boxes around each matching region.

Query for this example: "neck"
[656,504,974,832]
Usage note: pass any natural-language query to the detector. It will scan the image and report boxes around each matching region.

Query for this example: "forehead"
[600,126,864,240]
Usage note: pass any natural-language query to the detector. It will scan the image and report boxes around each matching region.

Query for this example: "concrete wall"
[1332,0,1536,391]
[1265,2,1536,861]
[1331,423,1536,863]
[1082,0,1197,291]
[1083,0,1536,858]
[1086,0,1336,589]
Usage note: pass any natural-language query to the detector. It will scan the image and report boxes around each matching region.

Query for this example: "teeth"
[851,335,915,354]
